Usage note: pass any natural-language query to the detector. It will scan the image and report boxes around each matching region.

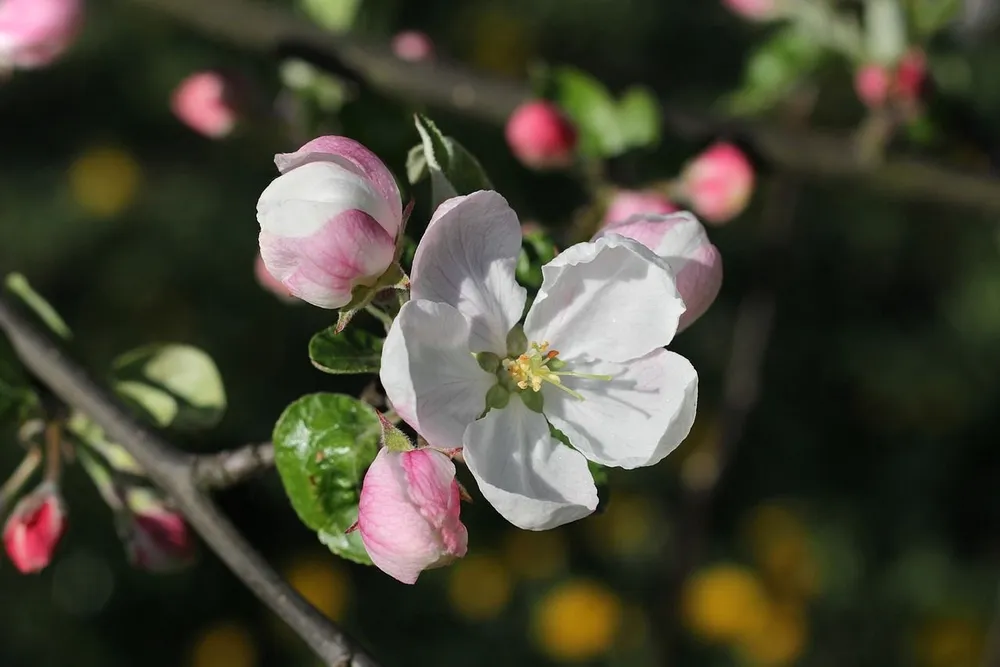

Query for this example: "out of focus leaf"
[617,86,661,150]
[865,0,908,65]
[309,328,383,375]
[413,114,492,208]
[909,0,961,38]
[4,273,71,340]
[548,66,623,157]
[112,344,226,430]
[728,27,826,115]
[299,0,362,33]
[273,393,380,564]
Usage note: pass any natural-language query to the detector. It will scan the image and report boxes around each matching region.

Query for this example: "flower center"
[502,341,561,393]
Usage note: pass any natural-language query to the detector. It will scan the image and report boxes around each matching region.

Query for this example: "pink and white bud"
[254,253,297,303]
[123,490,195,572]
[894,49,926,104]
[505,100,578,170]
[358,447,468,584]
[256,136,404,309]
[679,142,755,225]
[0,0,82,70]
[601,190,679,229]
[3,482,66,573]
[723,0,779,21]
[855,64,892,108]
[392,30,434,62]
[171,71,238,139]
[596,211,722,331]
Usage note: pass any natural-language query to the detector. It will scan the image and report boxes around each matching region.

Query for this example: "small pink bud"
[171,71,238,139]
[723,0,779,21]
[505,101,577,170]
[254,253,297,303]
[680,142,755,225]
[854,64,892,108]
[3,482,66,573]
[124,492,195,572]
[596,211,722,331]
[391,30,434,62]
[894,49,926,104]
[257,136,404,309]
[0,0,82,70]
[358,448,468,584]
[601,190,679,229]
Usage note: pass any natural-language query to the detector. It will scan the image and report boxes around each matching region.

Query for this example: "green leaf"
[865,0,908,65]
[909,0,961,37]
[617,86,661,150]
[517,230,558,289]
[413,114,492,208]
[548,67,623,157]
[112,344,226,430]
[298,0,362,33]
[4,273,71,340]
[309,328,384,375]
[273,393,381,564]
[67,410,145,475]
[727,27,826,115]
[405,144,428,185]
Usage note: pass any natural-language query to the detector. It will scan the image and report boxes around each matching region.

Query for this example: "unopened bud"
[601,190,679,229]
[123,489,195,572]
[3,482,66,574]
[392,30,434,62]
[679,142,755,225]
[854,64,892,108]
[171,71,240,140]
[505,101,577,170]
[0,0,82,71]
[723,0,781,21]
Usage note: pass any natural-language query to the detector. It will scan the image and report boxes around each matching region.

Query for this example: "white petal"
[380,300,495,450]
[463,396,598,530]
[543,349,698,469]
[411,191,526,355]
[524,236,685,363]
[257,161,397,239]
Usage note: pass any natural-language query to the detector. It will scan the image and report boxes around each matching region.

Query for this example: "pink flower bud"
[601,190,679,229]
[723,0,779,21]
[894,49,926,104]
[257,136,404,309]
[358,448,468,584]
[171,71,238,139]
[124,491,195,572]
[0,0,82,70]
[254,253,296,303]
[679,142,755,225]
[391,30,434,62]
[3,482,66,573]
[855,64,892,108]
[505,101,577,170]
[596,211,722,331]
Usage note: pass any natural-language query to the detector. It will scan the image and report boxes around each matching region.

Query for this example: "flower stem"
[363,304,394,333]
[0,447,42,510]
[42,421,62,484]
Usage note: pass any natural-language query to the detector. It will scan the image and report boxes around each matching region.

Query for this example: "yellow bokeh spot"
[682,563,769,643]
[283,554,350,622]
[502,529,567,580]
[915,617,986,667]
[447,553,512,621]
[68,146,142,218]
[534,580,624,662]
[585,493,660,558]
[743,503,821,600]
[191,621,258,667]
[736,602,808,666]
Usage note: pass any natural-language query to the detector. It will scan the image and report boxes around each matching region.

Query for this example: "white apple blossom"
[380,191,698,530]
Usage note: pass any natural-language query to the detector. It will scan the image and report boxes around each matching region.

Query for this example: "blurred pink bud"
[392,30,434,62]
[257,136,403,309]
[3,482,66,573]
[358,447,468,584]
[171,71,238,139]
[680,142,755,225]
[125,493,195,572]
[601,190,679,229]
[855,64,892,108]
[723,0,778,21]
[596,211,722,331]
[254,253,297,303]
[505,101,577,170]
[0,0,82,70]
[894,49,926,104]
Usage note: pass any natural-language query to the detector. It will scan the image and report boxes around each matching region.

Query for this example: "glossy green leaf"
[112,344,226,430]
[309,328,384,375]
[273,393,381,564]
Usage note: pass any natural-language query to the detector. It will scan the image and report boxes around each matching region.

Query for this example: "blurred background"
[3,0,1000,666]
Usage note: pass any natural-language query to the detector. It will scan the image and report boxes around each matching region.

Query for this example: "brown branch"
[131,0,1000,214]
[0,295,379,667]
[192,442,275,490]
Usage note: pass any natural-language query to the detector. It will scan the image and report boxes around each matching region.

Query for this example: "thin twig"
[0,447,42,509]
[131,0,1000,213]
[659,175,798,663]
[191,442,275,490]
[0,295,379,667]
